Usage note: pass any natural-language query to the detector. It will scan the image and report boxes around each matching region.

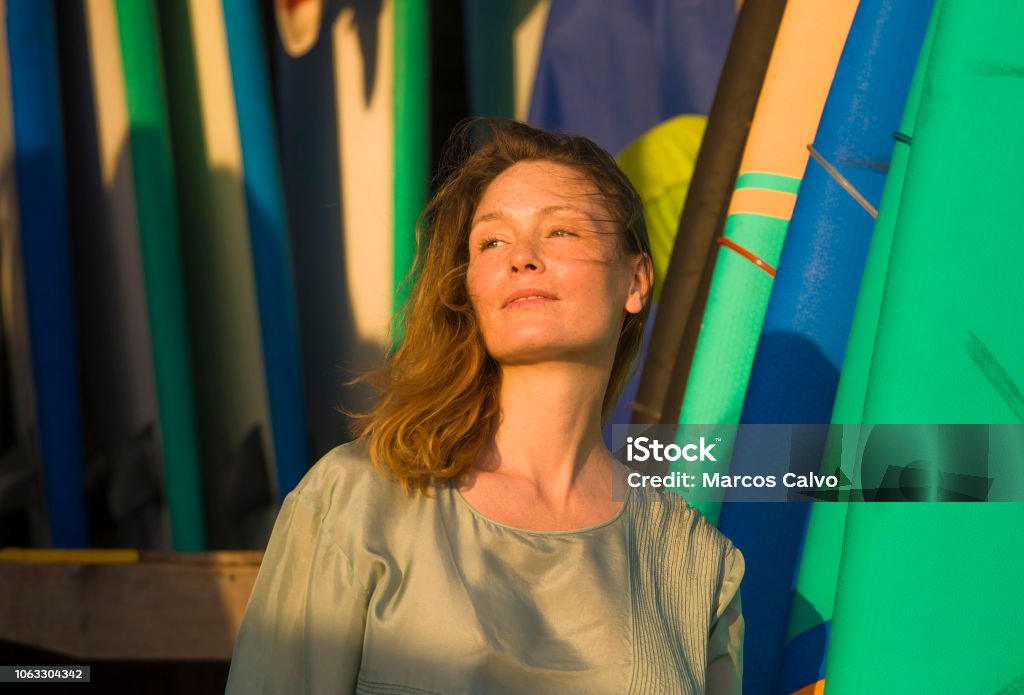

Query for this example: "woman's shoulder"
[631,485,742,567]
[287,439,419,544]
[292,440,395,505]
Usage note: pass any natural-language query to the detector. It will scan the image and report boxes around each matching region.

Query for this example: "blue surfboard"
[222,0,308,500]
[4,0,88,548]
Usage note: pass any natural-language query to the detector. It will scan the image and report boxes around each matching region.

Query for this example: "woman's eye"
[550,229,576,238]
[478,236,502,250]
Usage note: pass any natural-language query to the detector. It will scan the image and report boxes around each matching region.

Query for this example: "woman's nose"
[509,235,545,274]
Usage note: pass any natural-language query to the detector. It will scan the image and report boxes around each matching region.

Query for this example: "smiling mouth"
[506,295,555,307]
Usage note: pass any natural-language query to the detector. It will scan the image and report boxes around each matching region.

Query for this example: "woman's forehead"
[473,161,610,224]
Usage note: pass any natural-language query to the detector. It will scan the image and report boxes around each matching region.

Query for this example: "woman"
[226,120,744,694]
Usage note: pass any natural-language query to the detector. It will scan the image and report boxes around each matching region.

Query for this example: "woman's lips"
[503,289,558,307]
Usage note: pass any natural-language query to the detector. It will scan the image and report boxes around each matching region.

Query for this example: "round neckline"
[447,478,633,536]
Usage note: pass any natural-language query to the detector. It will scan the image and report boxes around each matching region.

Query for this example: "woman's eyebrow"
[470,210,506,229]
[471,205,601,230]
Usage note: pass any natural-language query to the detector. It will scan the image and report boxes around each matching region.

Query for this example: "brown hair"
[352,119,653,494]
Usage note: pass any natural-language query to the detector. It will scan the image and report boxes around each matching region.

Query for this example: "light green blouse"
[226,441,744,694]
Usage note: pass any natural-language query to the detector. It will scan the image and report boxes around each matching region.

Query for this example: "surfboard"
[716,1,935,692]
[667,0,858,690]
[632,0,787,428]
[616,117,708,305]
[392,0,429,320]
[113,0,206,552]
[527,0,734,156]
[220,0,308,501]
[462,0,550,121]
[50,0,170,551]
[673,0,860,535]
[156,0,279,549]
[675,0,859,434]
[779,5,941,694]
[273,0,428,460]
[612,116,707,431]
[0,0,48,549]
[4,0,89,548]
[824,0,1024,690]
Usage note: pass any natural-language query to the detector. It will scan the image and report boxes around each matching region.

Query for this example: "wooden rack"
[0,550,262,661]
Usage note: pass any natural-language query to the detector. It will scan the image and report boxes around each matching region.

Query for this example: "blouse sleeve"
[706,543,745,695]
[225,490,370,694]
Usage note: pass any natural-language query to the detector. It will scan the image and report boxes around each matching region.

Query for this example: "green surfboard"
[825,1,1024,691]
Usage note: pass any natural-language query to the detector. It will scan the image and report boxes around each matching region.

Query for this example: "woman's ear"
[624,253,653,315]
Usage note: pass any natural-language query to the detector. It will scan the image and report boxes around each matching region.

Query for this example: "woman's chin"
[487,341,613,367]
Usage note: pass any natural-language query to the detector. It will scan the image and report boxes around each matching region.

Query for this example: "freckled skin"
[467,161,647,367]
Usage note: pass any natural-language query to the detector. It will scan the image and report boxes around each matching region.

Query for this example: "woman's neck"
[478,361,615,505]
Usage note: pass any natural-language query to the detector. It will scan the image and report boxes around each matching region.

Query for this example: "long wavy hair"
[352,119,653,494]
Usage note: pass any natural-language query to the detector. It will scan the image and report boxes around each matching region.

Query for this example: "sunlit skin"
[456,160,652,531]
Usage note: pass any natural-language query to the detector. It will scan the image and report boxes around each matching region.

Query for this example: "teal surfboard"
[781,6,942,694]
[825,1,1024,690]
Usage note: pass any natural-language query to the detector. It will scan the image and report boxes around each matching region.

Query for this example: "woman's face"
[466,160,648,367]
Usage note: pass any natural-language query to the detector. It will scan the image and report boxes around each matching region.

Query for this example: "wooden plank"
[0,550,263,660]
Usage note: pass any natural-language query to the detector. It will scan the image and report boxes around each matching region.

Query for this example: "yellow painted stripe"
[727,186,798,220]
[0,548,140,564]
[334,1,394,346]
